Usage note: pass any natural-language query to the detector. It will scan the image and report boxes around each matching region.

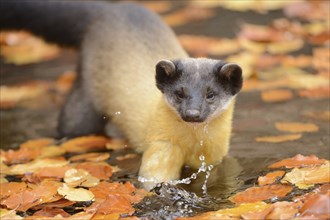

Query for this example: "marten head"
[155,58,243,123]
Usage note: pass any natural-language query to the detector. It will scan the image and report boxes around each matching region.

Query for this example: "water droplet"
[199,155,205,161]
[103,116,107,120]
[115,111,121,115]
[199,140,204,147]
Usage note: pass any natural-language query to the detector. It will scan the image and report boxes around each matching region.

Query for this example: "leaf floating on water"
[255,134,302,143]
[57,184,94,202]
[60,135,110,153]
[73,162,114,180]
[261,89,294,103]
[229,184,293,204]
[275,122,319,133]
[70,152,110,162]
[258,171,285,186]
[268,154,328,169]
[281,162,330,186]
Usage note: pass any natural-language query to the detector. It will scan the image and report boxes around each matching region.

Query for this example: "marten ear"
[155,60,177,92]
[216,63,243,95]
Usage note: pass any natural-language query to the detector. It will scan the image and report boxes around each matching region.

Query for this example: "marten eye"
[175,89,185,101]
[206,91,215,100]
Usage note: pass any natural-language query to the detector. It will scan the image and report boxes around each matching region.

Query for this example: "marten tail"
[0,0,103,48]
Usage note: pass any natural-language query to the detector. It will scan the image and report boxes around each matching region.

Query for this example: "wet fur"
[0,0,242,185]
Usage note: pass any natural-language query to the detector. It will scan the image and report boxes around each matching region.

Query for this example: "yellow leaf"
[57,184,94,202]
[256,134,302,143]
[275,122,319,133]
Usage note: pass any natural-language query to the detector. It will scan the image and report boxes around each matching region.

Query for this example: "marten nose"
[185,109,201,121]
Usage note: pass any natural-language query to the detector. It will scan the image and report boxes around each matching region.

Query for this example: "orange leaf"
[70,153,110,162]
[229,184,293,204]
[20,138,54,149]
[73,162,113,180]
[264,201,300,220]
[258,171,285,186]
[1,147,41,165]
[261,89,294,102]
[0,182,27,200]
[268,154,327,169]
[275,122,319,133]
[302,111,330,122]
[60,136,110,153]
[96,194,135,215]
[255,134,302,143]
[298,86,330,99]
[299,194,330,218]
[33,207,70,218]
[281,162,330,185]
[26,166,71,182]
[163,7,214,27]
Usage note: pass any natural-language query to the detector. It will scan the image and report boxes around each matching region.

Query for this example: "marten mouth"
[181,116,205,123]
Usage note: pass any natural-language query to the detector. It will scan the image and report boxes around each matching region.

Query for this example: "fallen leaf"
[1,147,41,165]
[178,35,240,57]
[284,1,330,21]
[0,209,23,220]
[1,180,62,211]
[25,166,71,183]
[141,1,172,13]
[73,162,113,180]
[64,168,99,188]
[105,139,128,150]
[0,182,27,200]
[178,202,271,220]
[55,71,77,94]
[70,152,110,162]
[275,122,319,133]
[34,199,75,209]
[261,89,294,102]
[313,47,330,75]
[95,194,135,215]
[258,171,285,186]
[0,31,60,65]
[33,207,70,218]
[255,134,302,143]
[20,138,55,149]
[60,136,110,153]
[267,38,304,54]
[281,162,330,185]
[230,184,292,204]
[264,201,300,220]
[39,146,66,159]
[57,184,94,202]
[26,211,95,220]
[116,154,138,161]
[163,6,215,27]
[268,154,328,169]
[299,194,330,217]
[302,111,330,122]
[91,213,121,220]
[298,86,330,99]
[5,158,69,175]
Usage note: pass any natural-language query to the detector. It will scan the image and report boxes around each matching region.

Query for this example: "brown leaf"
[33,207,70,218]
[1,147,41,165]
[24,166,71,183]
[60,136,110,153]
[95,194,135,215]
[275,122,319,133]
[163,7,214,27]
[268,154,328,169]
[105,139,128,150]
[55,71,77,94]
[299,194,330,217]
[261,89,294,102]
[0,182,27,200]
[229,184,293,204]
[70,153,110,162]
[264,201,300,220]
[281,162,330,185]
[64,168,99,188]
[284,1,330,21]
[258,171,285,186]
[255,134,302,143]
[298,86,330,99]
[1,180,62,211]
[73,162,113,180]
[141,1,172,13]
[178,35,240,56]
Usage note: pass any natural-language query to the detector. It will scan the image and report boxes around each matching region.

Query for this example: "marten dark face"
[155,58,243,123]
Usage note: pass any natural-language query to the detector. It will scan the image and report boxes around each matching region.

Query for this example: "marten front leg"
[139,141,185,189]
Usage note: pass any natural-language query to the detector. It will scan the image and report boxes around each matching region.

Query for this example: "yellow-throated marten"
[0,0,243,187]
